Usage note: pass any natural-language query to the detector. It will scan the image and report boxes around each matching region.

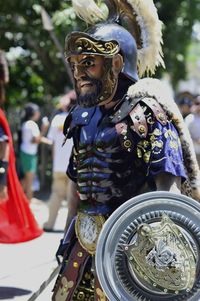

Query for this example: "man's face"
[69,54,106,107]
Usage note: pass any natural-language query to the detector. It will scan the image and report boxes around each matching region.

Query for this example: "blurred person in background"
[0,49,43,243]
[185,95,200,168]
[43,92,74,232]
[176,91,193,119]
[18,102,51,201]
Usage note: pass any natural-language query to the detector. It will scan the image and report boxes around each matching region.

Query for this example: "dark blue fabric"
[147,121,186,179]
[71,106,96,127]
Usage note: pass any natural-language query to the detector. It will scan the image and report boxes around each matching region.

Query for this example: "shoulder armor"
[129,103,148,138]
[63,105,96,138]
[110,94,142,123]
[111,95,168,139]
[141,97,168,125]
[63,105,75,138]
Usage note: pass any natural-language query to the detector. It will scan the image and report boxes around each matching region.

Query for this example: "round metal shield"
[95,191,200,301]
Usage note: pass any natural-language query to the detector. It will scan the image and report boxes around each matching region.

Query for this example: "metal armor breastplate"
[74,106,143,206]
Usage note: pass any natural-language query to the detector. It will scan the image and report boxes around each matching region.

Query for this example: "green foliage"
[155,0,200,85]
[0,0,200,107]
[0,0,83,107]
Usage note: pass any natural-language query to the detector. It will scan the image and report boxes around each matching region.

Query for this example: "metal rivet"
[73,262,79,268]
[77,46,82,53]
[138,125,145,133]
[124,140,132,148]
[81,112,88,118]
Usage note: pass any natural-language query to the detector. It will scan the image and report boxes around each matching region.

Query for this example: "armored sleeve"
[135,110,187,180]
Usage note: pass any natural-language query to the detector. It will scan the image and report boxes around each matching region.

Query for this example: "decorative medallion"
[122,214,196,294]
[75,212,105,255]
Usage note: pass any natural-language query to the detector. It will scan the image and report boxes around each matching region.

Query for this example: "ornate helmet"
[65,0,165,107]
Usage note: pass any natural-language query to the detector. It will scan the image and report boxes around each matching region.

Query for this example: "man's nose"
[73,65,85,80]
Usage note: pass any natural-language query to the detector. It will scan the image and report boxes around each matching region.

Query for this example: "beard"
[76,76,103,108]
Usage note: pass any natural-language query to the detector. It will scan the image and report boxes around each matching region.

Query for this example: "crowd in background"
[176,91,200,168]
[13,90,76,232]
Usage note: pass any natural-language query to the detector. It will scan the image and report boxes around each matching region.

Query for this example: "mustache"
[76,76,100,86]
[76,77,103,108]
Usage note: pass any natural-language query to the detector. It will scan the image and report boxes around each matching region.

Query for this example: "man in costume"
[52,0,200,300]
[0,49,43,243]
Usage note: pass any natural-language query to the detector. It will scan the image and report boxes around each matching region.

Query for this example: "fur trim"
[128,78,200,201]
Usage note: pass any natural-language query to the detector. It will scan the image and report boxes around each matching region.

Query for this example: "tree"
[155,0,200,85]
[0,0,83,107]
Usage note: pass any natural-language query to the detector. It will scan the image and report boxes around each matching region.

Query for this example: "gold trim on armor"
[66,33,120,57]
[75,212,105,255]
[96,287,107,301]
[55,277,74,301]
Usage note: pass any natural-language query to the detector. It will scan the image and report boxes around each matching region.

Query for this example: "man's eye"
[84,61,94,67]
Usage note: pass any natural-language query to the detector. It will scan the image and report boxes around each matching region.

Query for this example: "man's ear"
[112,54,123,76]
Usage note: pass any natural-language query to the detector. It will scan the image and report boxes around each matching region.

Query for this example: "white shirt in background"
[20,120,40,155]
[47,112,73,173]
[185,113,200,154]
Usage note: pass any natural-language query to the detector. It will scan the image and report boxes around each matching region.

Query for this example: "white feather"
[72,0,106,24]
[126,0,165,77]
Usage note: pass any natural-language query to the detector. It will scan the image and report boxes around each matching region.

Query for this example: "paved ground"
[0,196,67,301]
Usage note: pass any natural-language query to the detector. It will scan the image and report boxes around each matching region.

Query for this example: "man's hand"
[0,185,8,201]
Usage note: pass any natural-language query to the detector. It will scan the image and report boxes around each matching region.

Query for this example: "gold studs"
[77,291,85,300]
[138,125,145,134]
[73,261,79,268]
[158,112,166,122]
[124,140,132,148]
[77,252,83,257]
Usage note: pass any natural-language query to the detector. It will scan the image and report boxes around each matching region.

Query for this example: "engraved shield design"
[95,192,200,301]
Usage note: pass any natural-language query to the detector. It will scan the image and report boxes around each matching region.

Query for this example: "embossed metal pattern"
[95,192,200,301]
[122,214,196,294]
[75,212,105,255]
[65,32,120,58]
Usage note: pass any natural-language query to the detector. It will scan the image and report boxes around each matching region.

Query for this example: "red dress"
[0,109,43,243]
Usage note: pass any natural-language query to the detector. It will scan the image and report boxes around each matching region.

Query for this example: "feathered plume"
[71,0,165,77]
[71,0,107,24]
